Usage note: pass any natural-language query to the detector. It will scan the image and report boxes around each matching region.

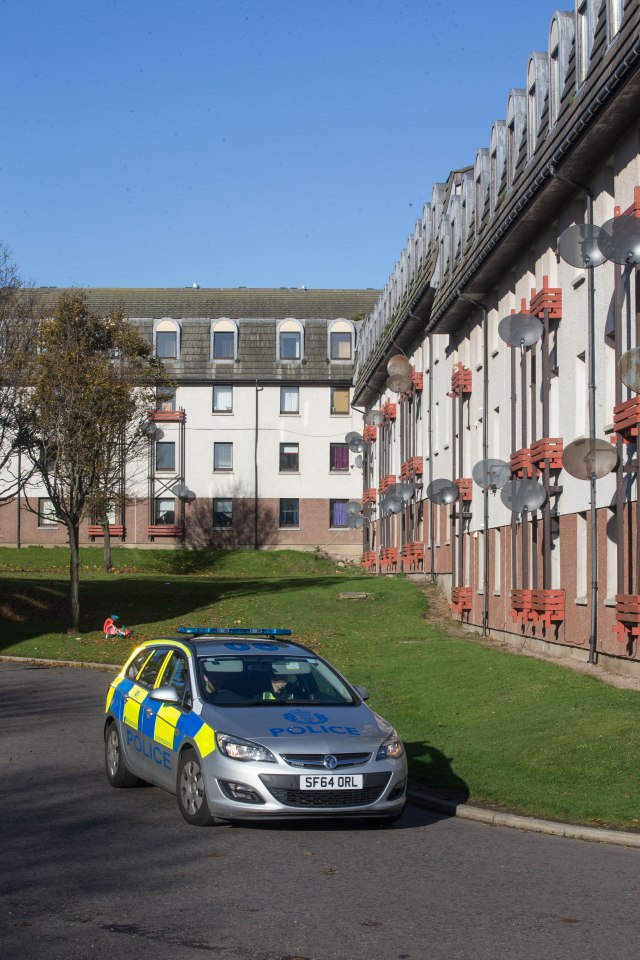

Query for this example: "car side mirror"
[149,685,180,703]
[353,684,370,701]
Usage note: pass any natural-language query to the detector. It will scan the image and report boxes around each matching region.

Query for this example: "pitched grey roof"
[36,287,379,321]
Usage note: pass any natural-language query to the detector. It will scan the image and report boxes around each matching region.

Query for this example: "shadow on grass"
[405,741,470,806]
[0,574,373,649]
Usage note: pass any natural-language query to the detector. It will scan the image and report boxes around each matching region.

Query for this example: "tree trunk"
[102,520,113,573]
[67,520,81,633]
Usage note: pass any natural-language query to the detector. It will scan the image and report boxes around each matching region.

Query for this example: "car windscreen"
[197,655,355,707]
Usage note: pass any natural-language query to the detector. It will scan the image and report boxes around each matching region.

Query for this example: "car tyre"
[105,721,140,788]
[177,749,214,826]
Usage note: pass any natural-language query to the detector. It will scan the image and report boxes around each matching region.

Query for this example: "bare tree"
[0,244,39,501]
[16,291,168,631]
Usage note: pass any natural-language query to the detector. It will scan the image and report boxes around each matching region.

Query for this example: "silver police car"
[104,627,407,825]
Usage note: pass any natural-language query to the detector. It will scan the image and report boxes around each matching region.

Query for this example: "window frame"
[330,386,350,416]
[329,443,349,473]
[213,498,233,528]
[280,384,300,415]
[279,498,300,528]
[329,499,349,528]
[154,319,181,360]
[212,384,233,414]
[155,498,176,525]
[279,442,300,472]
[210,319,238,362]
[38,497,57,528]
[277,320,304,362]
[155,440,176,472]
[213,441,234,472]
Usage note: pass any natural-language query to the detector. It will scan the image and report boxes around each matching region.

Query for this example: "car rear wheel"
[177,750,214,826]
[105,722,140,788]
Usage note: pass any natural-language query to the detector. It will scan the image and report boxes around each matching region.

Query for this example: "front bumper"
[202,755,407,819]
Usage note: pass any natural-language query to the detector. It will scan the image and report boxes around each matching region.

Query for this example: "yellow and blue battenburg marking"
[105,646,216,758]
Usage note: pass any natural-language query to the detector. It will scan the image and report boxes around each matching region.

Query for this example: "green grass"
[1,546,639,830]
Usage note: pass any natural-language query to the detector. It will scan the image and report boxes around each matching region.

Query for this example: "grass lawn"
[1,546,639,830]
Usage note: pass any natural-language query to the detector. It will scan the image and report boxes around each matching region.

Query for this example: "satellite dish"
[386,374,413,394]
[347,437,366,454]
[383,496,403,515]
[500,478,546,514]
[347,501,362,515]
[389,482,416,502]
[472,459,511,490]
[345,431,362,444]
[170,482,196,502]
[427,478,459,505]
[598,215,640,266]
[557,223,607,268]
[347,514,364,529]
[142,421,161,440]
[618,348,640,394]
[562,437,618,481]
[498,313,544,348]
[364,409,384,426]
[387,354,412,377]
[354,454,363,469]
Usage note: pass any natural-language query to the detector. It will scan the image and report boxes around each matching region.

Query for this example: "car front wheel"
[105,722,140,788]
[177,750,214,826]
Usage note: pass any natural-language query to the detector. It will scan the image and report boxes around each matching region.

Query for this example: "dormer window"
[550,20,560,126]
[278,320,303,361]
[607,0,623,42]
[154,319,181,359]
[211,319,238,361]
[576,1,597,85]
[329,320,355,361]
[526,53,548,159]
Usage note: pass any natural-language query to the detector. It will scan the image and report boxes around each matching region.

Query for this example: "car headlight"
[376,735,405,761]
[215,732,276,763]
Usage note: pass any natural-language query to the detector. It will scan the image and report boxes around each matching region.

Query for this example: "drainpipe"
[254,383,263,550]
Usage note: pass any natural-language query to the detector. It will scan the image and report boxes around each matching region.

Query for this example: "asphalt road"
[1,660,639,960]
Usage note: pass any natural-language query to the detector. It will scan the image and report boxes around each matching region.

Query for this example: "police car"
[104,627,407,826]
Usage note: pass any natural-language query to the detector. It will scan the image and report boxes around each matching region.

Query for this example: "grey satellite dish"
[618,347,640,394]
[498,313,544,348]
[386,374,413,394]
[472,459,512,490]
[347,514,365,529]
[389,482,416,502]
[500,478,546,514]
[387,354,412,376]
[557,223,607,268]
[143,421,161,440]
[427,478,459,505]
[562,437,618,481]
[347,501,362,515]
[171,482,196,503]
[383,496,403,515]
[354,454,363,469]
[347,437,366,454]
[345,431,362,444]
[364,409,384,426]
[598,215,640,266]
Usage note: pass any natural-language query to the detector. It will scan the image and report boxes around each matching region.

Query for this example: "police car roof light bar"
[177,626,292,637]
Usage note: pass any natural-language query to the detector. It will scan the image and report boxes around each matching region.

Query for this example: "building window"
[549,20,560,127]
[330,331,352,359]
[211,319,238,361]
[38,497,57,527]
[279,443,299,472]
[214,442,233,471]
[280,385,299,414]
[278,320,303,361]
[608,0,623,42]
[213,498,233,528]
[154,319,180,359]
[330,499,348,527]
[279,498,299,527]
[156,330,177,358]
[156,441,176,471]
[213,384,233,413]
[155,498,175,524]
[330,443,349,472]
[156,387,176,411]
[331,386,350,415]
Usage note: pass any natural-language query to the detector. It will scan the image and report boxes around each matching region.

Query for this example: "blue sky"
[2,0,562,290]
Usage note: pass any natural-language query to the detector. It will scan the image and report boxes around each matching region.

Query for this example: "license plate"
[300,774,363,790]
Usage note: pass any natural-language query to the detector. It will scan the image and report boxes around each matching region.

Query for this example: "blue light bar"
[177,626,292,637]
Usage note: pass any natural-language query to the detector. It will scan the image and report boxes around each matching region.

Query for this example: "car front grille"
[280,752,371,769]
[259,772,390,808]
